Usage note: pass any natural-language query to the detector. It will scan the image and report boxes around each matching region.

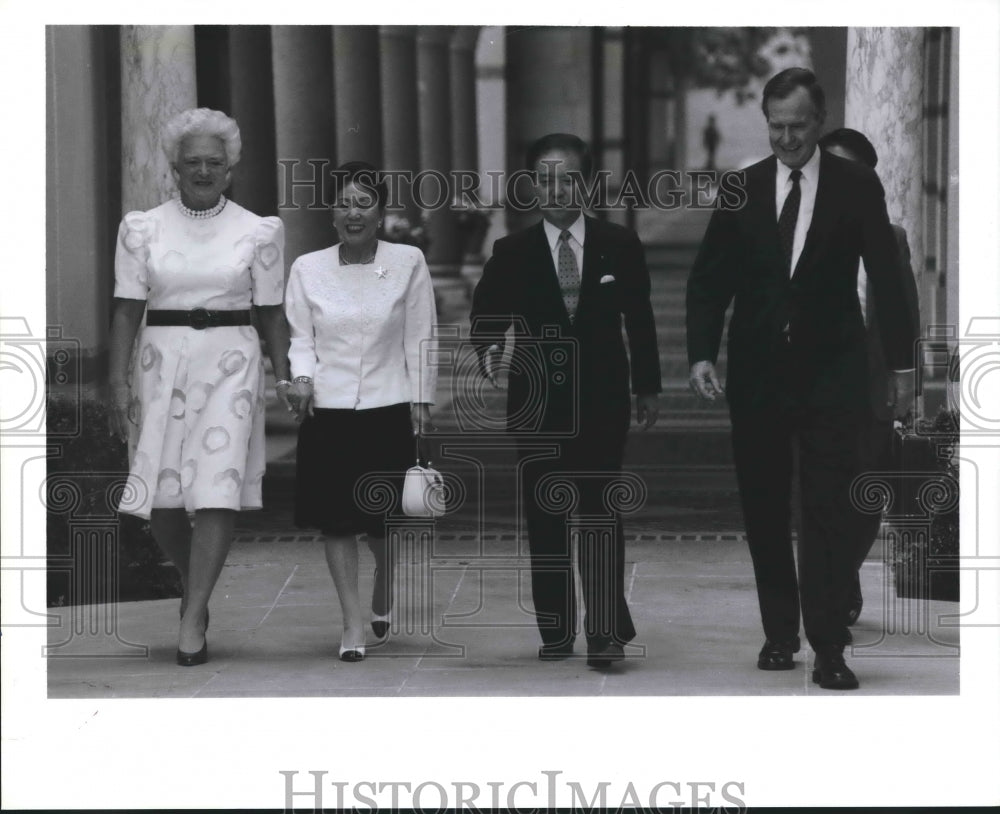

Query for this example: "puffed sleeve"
[113,211,154,300]
[403,249,438,404]
[251,216,286,306]
[284,257,317,380]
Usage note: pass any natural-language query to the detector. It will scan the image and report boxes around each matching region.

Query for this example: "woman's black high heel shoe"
[176,640,208,667]
[371,612,391,640]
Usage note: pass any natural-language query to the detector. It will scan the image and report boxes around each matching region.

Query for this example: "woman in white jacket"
[283,161,437,662]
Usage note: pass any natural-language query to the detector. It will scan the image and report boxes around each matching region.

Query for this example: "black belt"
[147,308,252,330]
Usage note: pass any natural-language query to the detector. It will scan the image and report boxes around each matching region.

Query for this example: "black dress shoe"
[586,643,625,668]
[812,649,859,690]
[538,642,574,661]
[846,573,863,626]
[757,638,800,671]
[176,640,208,667]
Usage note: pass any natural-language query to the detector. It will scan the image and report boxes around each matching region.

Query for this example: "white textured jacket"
[285,241,438,409]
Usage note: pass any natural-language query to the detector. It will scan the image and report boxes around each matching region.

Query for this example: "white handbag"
[401,435,446,517]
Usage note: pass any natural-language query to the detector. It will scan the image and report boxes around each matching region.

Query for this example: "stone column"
[505,26,594,231]
[418,26,464,309]
[379,26,420,224]
[845,28,925,298]
[272,26,336,270]
[46,26,120,388]
[225,26,278,217]
[450,26,485,295]
[120,25,197,213]
[450,27,481,183]
[332,26,383,167]
[846,28,926,411]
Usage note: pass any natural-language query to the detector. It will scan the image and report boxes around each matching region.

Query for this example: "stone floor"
[46,536,960,698]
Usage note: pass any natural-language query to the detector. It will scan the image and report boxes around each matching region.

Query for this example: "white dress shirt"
[285,240,438,409]
[775,147,821,276]
[857,258,869,325]
[543,214,586,273]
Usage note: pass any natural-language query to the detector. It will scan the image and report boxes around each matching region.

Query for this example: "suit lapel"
[577,216,602,317]
[529,220,572,327]
[792,150,835,279]
[747,157,784,277]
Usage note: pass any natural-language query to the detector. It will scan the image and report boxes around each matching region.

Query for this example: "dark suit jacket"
[686,151,918,413]
[471,215,661,439]
[867,224,920,421]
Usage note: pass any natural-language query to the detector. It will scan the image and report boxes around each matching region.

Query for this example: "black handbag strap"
[414,433,433,468]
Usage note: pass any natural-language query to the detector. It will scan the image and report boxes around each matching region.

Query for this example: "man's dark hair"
[331,160,388,209]
[761,68,826,120]
[525,133,594,178]
[818,127,879,169]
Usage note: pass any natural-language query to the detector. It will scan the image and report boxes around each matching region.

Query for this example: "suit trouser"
[853,414,895,571]
[730,405,864,650]
[518,427,636,651]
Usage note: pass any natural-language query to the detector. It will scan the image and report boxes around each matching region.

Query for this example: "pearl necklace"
[177,195,227,219]
[338,242,378,265]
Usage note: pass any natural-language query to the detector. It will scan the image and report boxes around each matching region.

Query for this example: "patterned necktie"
[557,230,580,320]
[777,169,802,275]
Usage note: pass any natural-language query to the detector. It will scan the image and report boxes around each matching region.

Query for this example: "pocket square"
[599,274,616,284]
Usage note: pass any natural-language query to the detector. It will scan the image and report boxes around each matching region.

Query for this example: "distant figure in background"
[702,114,721,171]
[818,127,921,627]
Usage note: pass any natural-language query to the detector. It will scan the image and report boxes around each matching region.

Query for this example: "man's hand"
[635,394,660,431]
[483,344,505,390]
[689,360,723,402]
[888,370,915,420]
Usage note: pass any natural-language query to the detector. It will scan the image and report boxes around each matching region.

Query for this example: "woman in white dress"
[285,162,437,662]
[108,108,292,666]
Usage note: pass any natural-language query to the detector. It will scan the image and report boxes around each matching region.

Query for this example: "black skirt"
[294,402,413,536]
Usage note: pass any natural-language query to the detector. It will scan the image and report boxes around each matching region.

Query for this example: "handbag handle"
[414,432,433,468]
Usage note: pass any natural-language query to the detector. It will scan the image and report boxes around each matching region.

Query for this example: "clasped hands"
[278,379,434,434]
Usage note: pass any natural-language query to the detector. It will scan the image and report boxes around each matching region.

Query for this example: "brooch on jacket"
[374,265,388,279]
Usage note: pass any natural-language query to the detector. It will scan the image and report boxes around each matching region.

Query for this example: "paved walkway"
[47,535,959,697]
[46,265,959,698]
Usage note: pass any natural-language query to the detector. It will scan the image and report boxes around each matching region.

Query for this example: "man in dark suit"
[686,69,917,689]
[818,127,921,627]
[470,133,662,667]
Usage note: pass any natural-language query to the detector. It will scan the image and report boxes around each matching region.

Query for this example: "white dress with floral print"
[113,199,285,518]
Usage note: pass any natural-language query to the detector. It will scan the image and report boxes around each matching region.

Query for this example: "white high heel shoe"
[339,634,365,662]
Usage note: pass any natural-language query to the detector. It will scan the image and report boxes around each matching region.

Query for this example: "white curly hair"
[162,108,242,167]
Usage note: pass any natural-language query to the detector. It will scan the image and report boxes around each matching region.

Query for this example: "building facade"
[45,25,957,402]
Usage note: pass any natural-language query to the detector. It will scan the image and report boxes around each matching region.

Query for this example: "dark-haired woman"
[284,162,437,662]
